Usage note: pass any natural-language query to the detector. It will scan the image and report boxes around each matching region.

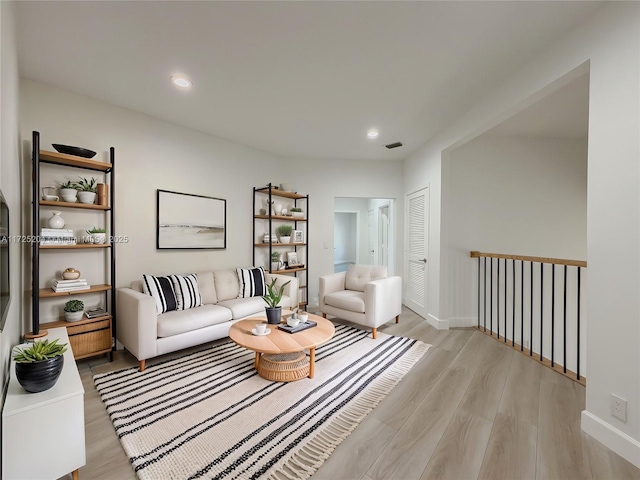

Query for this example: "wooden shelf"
[254,214,306,221]
[40,314,112,329]
[40,200,110,210]
[39,149,112,171]
[255,187,306,200]
[271,267,306,274]
[40,244,111,250]
[39,284,111,298]
[255,242,305,247]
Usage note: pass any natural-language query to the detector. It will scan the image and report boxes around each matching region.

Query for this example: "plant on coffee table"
[262,277,291,324]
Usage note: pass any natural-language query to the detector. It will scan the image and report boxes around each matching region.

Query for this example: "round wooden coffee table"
[228,313,334,381]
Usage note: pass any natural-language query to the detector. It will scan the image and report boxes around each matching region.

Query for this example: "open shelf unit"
[253,184,308,308]
[30,131,115,361]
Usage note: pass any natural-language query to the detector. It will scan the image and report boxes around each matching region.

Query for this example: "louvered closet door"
[405,188,429,317]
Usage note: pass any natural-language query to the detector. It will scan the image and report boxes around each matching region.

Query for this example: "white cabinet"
[2,327,85,480]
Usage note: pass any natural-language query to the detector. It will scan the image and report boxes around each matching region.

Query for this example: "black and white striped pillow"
[142,274,177,314]
[236,267,266,298]
[170,274,202,310]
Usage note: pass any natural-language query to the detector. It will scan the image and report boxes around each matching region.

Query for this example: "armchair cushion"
[345,264,387,292]
[324,290,365,313]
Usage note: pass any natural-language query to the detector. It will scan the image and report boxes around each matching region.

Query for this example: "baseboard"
[581,410,640,468]
[448,316,476,328]
[427,313,449,330]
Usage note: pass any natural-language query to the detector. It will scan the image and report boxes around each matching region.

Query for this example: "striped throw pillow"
[236,267,266,298]
[170,274,202,310]
[142,274,177,314]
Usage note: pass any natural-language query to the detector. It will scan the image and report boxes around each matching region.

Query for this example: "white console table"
[2,327,85,480]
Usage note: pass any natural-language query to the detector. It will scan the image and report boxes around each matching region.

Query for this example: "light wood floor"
[66,307,640,480]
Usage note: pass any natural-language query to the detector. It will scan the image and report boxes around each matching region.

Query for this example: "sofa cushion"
[237,267,266,298]
[157,304,232,338]
[214,269,240,301]
[142,274,177,314]
[345,264,388,292]
[170,274,202,310]
[197,272,217,305]
[218,296,266,319]
[324,290,365,313]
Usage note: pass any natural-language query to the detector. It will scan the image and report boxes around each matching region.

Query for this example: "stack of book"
[52,278,90,293]
[40,228,76,246]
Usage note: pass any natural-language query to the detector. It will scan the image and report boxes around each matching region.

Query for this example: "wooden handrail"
[470,251,586,268]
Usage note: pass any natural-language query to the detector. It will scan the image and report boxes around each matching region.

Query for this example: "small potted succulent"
[75,176,97,204]
[270,251,281,272]
[262,277,291,324]
[290,207,304,219]
[13,338,67,393]
[86,226,107,244]
[64,299,84,322]
[276,224,293,244]
[59,180,78,202]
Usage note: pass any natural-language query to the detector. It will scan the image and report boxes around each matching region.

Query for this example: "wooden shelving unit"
[29,131,116,361]
[253,184,309,308]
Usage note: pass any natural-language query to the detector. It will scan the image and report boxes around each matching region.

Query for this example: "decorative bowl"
[52,144,97,158]
[62,268,81,280]
[287,317,300,328]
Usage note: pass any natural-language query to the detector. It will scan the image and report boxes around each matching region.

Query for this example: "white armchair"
[319,264,402,339]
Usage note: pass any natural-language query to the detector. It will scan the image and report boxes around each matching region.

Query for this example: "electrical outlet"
[524,339,530,350]
[610,394,627,422]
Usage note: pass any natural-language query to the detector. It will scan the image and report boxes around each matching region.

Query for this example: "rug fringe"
[265,341,430,480]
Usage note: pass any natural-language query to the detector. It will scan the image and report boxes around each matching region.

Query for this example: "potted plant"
[13,338,67,393]
[276,224,293,244]
[290,207,304,219]
[75,176,97,204]
[262,277,291,324]
[270,251,281,272]
[59,180,78,202]
[86,226,107,244]
[64,299,84,322]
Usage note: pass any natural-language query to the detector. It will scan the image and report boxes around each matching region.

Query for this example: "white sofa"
[117,269,297,371]
[319,264,402,339]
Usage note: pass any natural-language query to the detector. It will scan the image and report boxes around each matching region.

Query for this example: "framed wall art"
[157,189,226,249]
[287,251,302,267]
[292,230,305,243]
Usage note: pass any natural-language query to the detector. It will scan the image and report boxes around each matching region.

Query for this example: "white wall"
[404,2,639,465]
[442,135,587,324]
[20,80,404,320]
[0,0,22,407]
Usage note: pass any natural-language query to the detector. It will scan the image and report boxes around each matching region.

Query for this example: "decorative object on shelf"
[292,230,304,243]
[262,277,291,324]
[263,233,277,243]
[85,306,106,319]
[276,224,293,244]
[259,208,267,215]
[40,228,76,246]
[47,211,65,229]
[290,207,304,219]
[75,176,97,204]
[271,251,281,271]
[62,267,81,280]
[157,189,226,249]
[59,180,78,202]
[13,339,67,393]
[275,204,283,215]
[42,186,59,201]
[287,251,301,267]
[63,299,84,322]
[85,226,107,244]
[52,143,97,158]
[279,183,291,192]
[97,183,108,206]
[281,208,288,216]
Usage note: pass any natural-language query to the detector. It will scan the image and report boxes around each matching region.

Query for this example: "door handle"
[420,258,427,263]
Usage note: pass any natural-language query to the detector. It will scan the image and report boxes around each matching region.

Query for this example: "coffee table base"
[257,352,309,382]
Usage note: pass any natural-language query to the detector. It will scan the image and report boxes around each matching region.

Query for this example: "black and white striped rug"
[94,324,429,479]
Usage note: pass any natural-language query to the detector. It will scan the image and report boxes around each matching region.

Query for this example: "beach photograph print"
[157,190,226,249]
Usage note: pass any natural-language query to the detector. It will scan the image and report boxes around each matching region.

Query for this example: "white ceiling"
[16,1,601,162]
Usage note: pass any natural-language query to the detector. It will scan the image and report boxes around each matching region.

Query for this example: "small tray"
[278,320,317,334]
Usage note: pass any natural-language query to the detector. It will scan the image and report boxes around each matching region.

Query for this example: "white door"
[367,209,375,264]
[378,204,389,268]
[405,188,429,317]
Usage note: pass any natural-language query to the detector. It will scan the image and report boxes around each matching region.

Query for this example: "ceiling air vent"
[385,142,403,149]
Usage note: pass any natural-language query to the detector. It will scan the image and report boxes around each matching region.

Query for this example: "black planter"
[265,306,282,325]
[15,355,64,393]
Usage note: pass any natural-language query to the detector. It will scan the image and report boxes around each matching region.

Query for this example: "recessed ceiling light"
[367,128,379,139]
[171,75,192,89]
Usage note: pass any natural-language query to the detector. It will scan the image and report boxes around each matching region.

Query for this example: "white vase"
[77,191,96,204]
[275,204,283,215]
[279,236,291,244]
[47,211,65,229]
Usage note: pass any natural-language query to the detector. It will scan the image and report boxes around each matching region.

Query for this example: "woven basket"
[258,352,309,382]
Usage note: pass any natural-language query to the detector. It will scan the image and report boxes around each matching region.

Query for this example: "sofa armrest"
[116,287,158,362]
[319,272,347,311]
[265,273,299,306]
[364,276,402,327]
